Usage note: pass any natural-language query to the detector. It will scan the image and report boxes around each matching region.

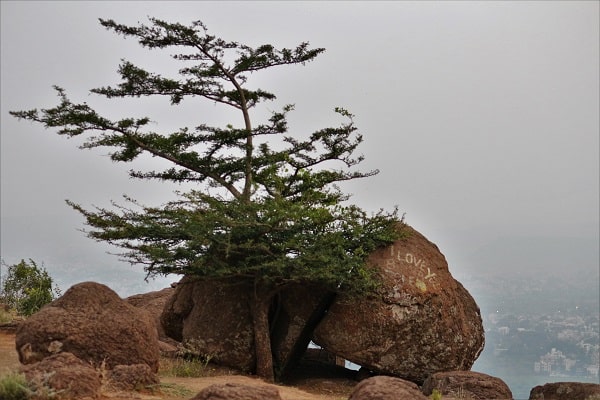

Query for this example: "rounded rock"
[16,281,160,372]
[348,375,429,400]
[314,225,485,384]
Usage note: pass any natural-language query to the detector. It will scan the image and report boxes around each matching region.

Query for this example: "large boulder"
[160,276,255,371]
[529,382,600,400]
[126,286,175,342]
[313,225,485,384]
[422,371,513,399]
[161,276,336,375]
[15,281,160,372]
[20,352,102,399]
[348,375,429,400]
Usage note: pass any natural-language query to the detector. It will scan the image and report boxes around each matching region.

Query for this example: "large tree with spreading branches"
[10,18,402,381]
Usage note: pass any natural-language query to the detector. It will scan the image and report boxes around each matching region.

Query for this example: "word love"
[386,246,439,291]
[389,247,437,279]
[403,253,437,280]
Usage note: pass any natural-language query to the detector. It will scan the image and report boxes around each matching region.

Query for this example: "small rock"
[20,352,101,399]
[529,382,600,400]
[348,375,429,400]
[422,371,513,399]
[159,340,179,357]
[108,363,159,391]
[190,382,283,400]
[47,340,63,354]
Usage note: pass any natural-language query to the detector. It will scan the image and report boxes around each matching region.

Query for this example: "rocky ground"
[1,329,355,400]
[5,329,599,400]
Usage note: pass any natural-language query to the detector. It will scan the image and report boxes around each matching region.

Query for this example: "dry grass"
[159,357,214,379]
[0,330,354,400]
[0,372,31,400]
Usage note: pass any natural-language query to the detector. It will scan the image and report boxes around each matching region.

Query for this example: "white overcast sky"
[1,1,598,294]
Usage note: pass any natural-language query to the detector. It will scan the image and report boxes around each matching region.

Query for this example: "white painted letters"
[386,247,440,290]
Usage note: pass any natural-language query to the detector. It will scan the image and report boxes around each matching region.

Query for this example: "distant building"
[498,326,510,335]
[563,358,577,371]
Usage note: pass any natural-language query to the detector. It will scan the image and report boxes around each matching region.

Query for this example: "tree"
[10,18,402,381]
[0,259,60,316]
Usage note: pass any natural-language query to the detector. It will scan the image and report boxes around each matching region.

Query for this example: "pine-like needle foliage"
[11,17,403,380]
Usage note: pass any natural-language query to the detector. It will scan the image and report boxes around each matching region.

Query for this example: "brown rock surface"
[15,281,160,372]
[313,225,485,384]
[160,276,192,343]
[348,375,428,400]
[160,277,335,375]
[529,382,600,400]
[108,363,159,391]
[190,382,283,400]
[159,339,179,357]
[126,286,175,341]
[20,352,101,399]
[422,371,513,399]
[160,276,255,371]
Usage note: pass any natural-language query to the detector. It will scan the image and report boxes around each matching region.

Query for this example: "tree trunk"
[251,288,275,382]
[276,290,337,380]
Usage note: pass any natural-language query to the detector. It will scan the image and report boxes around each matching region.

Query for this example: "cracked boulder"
[313,225,485,384]
[160,276,256,371]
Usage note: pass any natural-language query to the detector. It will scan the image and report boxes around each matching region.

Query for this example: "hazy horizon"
[2,2,598,296]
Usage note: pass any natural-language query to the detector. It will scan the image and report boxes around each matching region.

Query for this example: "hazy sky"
[1,1,598,295]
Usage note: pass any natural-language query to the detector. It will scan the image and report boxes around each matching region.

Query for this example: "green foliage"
[160,358,212,378]
[0,372,31,400]
[0,371,63,400]
[0,308,17,324]
[431,388,443,400]
[68,192,400,294]
[0,259,60,316]
[10,17,403,379]
[10,17,401,293]
[159,339,215,378]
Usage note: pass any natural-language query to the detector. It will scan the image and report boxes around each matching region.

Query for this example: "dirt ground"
[0,329,20,375]
[0,330,355,400]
